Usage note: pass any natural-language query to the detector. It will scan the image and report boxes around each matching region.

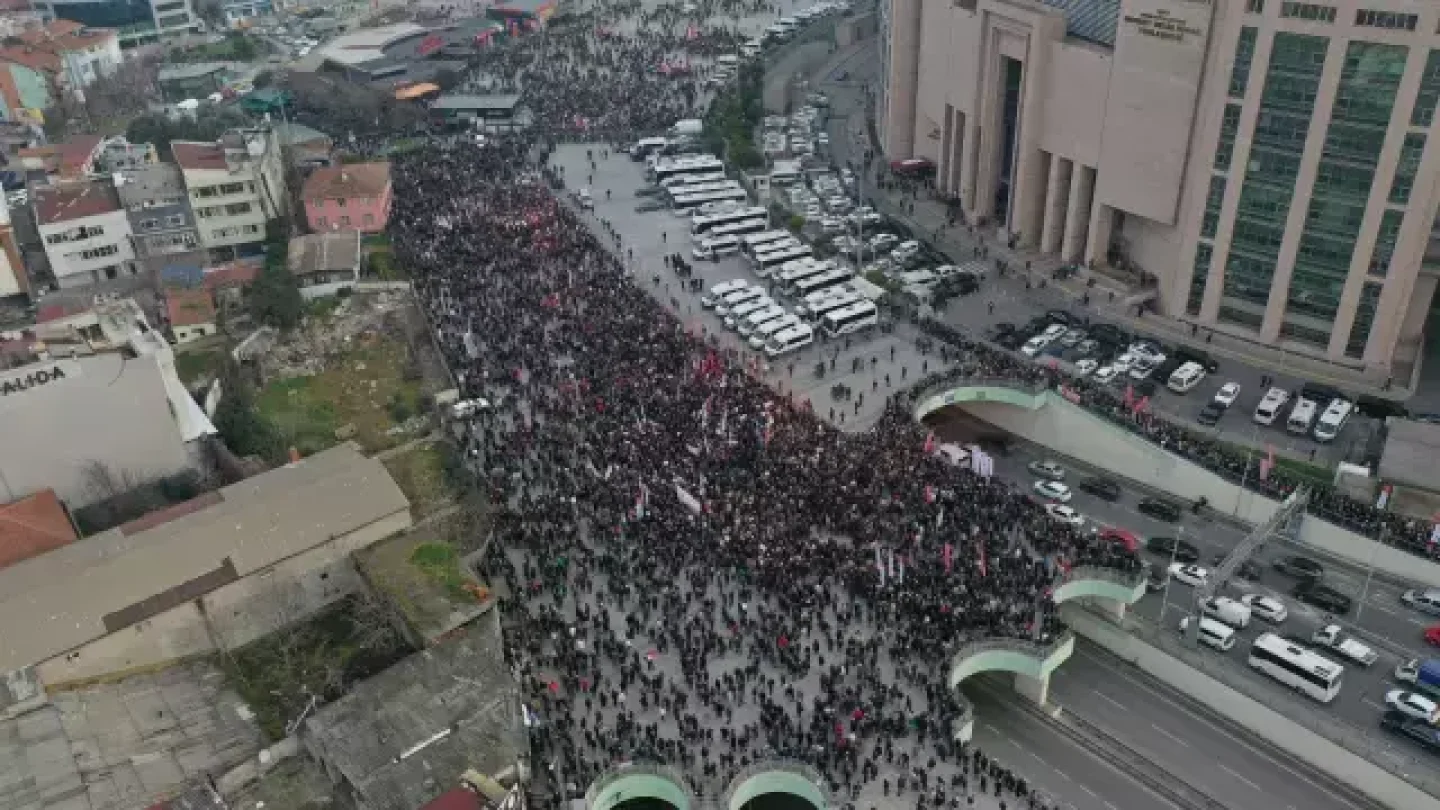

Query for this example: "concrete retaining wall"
[1061,604,1440,810]
[934,389,1440,587]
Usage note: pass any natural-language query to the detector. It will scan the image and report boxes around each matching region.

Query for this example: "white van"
[748,314,801,348]
[1286,397,1319,435]
[716,54,740,68]
[693,235,742,261]
[1166,361,1207,394]
[1253,387,1290,425]
[1201,596,1252,629]
[764,323,815,357]
[738,305,787,336]
[1179,616,1237,652]
[701,280,748,308]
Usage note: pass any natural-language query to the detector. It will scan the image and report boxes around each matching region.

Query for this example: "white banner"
[674,484,703,514]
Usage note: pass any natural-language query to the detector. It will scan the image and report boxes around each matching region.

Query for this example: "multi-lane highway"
[932,408,1440,785]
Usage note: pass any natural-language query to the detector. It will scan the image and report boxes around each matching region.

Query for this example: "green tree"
[249,257,304,330]
[213,359,284,461]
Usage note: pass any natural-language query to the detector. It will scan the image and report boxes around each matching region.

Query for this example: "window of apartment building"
[364,214,375,227]
[155,0,184,11]
[74,244,119,261]
[166,214,185,227]
[1280,2,1336,23]
[1355,9,1417,31]
[139,218,158,231]
[225,202,253,216]
[212,227,238,239]
[219,182,247,195]
[316,217,327,228]
[46,224,104,244]
[1390,133,1426,204]
[336,198,347,207]
[1368,209,1404,276]
[1413,50,1440,127]
[158,13,190,28]
[340,216,351,227]
[1230,28,1259,98]
[193,186,219,198]
[1246,0,1265,13]
[241,225,260,235]
[1345,282,1382,357]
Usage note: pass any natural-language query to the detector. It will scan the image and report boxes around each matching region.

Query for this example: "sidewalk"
[811,40,1413,401]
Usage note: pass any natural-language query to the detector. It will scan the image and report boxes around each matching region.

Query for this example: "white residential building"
[172,128,288,260]
[34,180,137,289]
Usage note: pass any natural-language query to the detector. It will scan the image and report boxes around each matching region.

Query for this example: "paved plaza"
[547,144,953,434]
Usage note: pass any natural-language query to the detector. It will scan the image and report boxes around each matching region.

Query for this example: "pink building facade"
[302,163,393,234]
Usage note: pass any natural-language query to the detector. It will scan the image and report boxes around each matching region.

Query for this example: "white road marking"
[1150,722,1190,748]
[1362,697,1387,712]
[1053,768,1073,782]
[1105,803,1120,810]
[1219,763,1264,792]
[1094,690,1129,712]
[1078,784,1098,797]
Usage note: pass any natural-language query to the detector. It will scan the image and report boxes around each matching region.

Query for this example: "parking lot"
[547,144,952,432]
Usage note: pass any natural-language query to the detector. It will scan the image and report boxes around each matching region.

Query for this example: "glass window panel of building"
[1389,133,1426,204]
[1346,282,1383,357]
[1189,243,1214,316]
[1230,27,1259,98]
[1412,50,1440,127]
[1221,33,1330,327]
[1282,41,1407,348]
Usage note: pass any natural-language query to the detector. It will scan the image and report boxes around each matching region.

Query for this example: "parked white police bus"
[691,206,768,236]
[820,299,878,337]
[673,186,750,214]
[752,245,814,276]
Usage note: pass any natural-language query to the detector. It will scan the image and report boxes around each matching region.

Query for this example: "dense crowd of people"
[389,125,1140,808]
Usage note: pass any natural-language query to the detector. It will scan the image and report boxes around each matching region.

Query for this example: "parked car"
[1097,527,1140,552]
[1385,690,1440,723]
[1137,497,1182,523]
[1032,480,1073,502]
[1146,536,1199,563]
[1403,588,1440,616]
[1168,563,1210,587]
[1078,476,1121,501]
[1239,593,1288,623]
[1380,710,1440,752]
[1145,562,1169,591]
[1045,503,1085,526]
[1213,382,1242,407]
[1292,582,1353,615]
[1028,459,1066,480]
[1273,555,1325,581]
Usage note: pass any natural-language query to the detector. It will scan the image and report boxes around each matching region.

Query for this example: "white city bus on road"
[1248,633,1344,703]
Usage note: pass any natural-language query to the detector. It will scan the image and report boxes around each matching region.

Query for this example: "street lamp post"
[1353,524,1384,624]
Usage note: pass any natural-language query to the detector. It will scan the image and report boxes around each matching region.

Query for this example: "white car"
[1213,382,1242,407]
[1168,563,1210,587]
[820,216,846,233]
[1044,503,1085,526]
[892,240,922,260]
[1239,593,1288,623]
[1093,365,1121,384]
[1032,480,1073,503]
[1021,335,1050,357]
[1075,358,1099,377]
[1110,353,1137,373]
[1385,690,1439,722]
[868,233,899,251]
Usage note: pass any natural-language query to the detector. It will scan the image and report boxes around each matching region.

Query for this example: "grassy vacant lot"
[255,337,425,455]
[220,595,413,741]
[382,442,456,516]
[357,508,493,642]
[174,348,225,386]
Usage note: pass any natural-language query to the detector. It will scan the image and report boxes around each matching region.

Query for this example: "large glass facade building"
[881,0,1440,382]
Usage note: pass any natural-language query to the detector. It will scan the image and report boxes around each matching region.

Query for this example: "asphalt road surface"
[931,408,1440,783]
[814,43,1378,470]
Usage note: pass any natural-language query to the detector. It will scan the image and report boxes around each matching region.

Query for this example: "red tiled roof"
[18,20,118,55]
[171,141,229,172]
[35,302,87,323]
[420,788,482,810]
[203,260,261,289]
[0,46,60,77]
[33,181,119,225]
[166,288,216,327]
[58,133,102,176]
[302,162,391,201]
[0,489,78,571]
